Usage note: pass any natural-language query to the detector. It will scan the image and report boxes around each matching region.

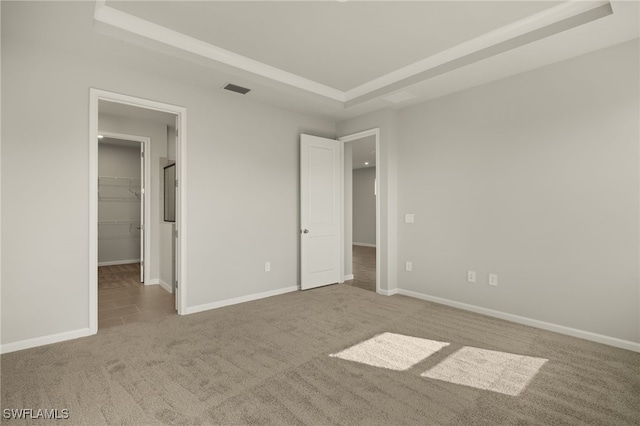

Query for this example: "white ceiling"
[3,1,639,121]
[107,1,559,91]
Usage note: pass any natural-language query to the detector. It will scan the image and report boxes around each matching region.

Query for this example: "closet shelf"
[98,236,141,241]
[98,220,141,225]
[98,197,140,202]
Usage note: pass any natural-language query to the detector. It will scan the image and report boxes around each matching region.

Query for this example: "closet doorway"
[89,89,187,333]
[98,133,148,282]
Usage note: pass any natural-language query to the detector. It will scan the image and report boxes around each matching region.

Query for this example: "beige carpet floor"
[2,284,639,425]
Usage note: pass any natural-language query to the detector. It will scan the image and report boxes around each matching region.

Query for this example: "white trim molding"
[0,328,93,355]
[185,286,298,315]
[93,0,611,107]
[398,289,640,353]
[377,288,399,297]
[343,274,354,281]
[158,279,173,294]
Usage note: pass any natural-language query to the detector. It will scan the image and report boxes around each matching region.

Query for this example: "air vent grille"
[223,83,251,95]
[383,91,415,104]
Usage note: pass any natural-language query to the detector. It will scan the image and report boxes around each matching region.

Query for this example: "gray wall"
[1,19,334,345]
[353,167,376,246]
[98,143,142,264]
[2,2,637,350]
[396,39,639,343]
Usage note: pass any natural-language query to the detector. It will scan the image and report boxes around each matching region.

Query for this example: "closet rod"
[98,220,141,225]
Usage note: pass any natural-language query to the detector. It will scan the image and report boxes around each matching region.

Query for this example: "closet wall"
[98,142,141,265]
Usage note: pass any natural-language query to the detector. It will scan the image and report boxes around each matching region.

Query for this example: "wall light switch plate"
[467,271,476,283]
[265,262,271,272]
[405,214,415,224]
[405,261,413,272]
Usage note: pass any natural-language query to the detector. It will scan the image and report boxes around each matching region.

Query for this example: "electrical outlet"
[405,261,413,272]
[467,270,476,283]
[405,214,415,224]
[265,262,271,272]
[489,273,498,286]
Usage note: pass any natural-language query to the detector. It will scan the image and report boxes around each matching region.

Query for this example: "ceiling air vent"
[223,83,251,95]
[383,91,415,104]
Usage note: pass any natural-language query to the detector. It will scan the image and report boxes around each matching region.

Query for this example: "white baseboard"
[145,278,160,285]
[185,285,298,315]
[1,328,93,354]
[158,279,173,294]
[353,242,376,248]
[98,259,140,267]
[343,274,354,281]
[377,288,399,296]
[398,289,640,353]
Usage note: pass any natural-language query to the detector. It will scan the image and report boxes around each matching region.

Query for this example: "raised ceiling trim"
[94,0,612,108]
[94,0,345,102]
[345,2,613,107]
[344,0,612,103]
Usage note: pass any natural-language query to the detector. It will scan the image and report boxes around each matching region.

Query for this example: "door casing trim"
[89,88,188,335]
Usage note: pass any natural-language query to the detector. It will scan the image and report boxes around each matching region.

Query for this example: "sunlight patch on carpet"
[329,332,449,371]
[421,347,547,396]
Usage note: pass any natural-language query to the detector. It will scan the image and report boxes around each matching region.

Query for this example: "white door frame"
[339,128,381,294]
[89,88,188,335]
[97,131,151,283]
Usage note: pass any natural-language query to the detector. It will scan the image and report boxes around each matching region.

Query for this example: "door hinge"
[175,179,179,188]
[140,261,144,266]
[141,151,145,158]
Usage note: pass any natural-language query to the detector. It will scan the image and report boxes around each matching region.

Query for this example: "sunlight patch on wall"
[421,346,547,396]
[329,332,449,371]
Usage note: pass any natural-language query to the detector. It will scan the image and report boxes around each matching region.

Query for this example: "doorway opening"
[97,133,149,281]
[89,89,187,334]
[340,130,380,293]
[96,132,173,329]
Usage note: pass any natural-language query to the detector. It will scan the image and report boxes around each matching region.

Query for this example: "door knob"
[302,229,309,234]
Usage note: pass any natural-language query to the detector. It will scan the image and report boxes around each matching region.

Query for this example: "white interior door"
[139,143,145,283]
[300,134,341,290]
